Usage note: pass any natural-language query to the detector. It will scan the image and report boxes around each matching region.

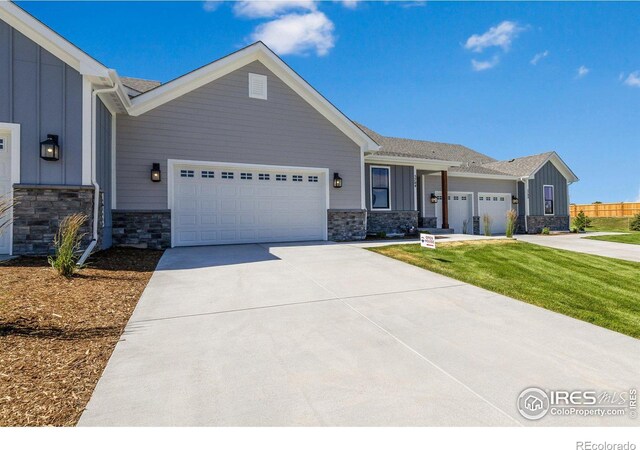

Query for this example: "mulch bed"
[0,248,163,426]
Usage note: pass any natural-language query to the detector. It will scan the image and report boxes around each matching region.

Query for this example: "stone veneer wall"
[12,185,95,255]
[472,216,480,235]
[367,211,419,235]
[112,210,171,250]
[420,217,437,228]
[526,216,570,234]
[327,209,367,241]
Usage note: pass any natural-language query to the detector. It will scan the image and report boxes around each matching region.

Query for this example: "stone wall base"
[526,215,570,234]
[327,209,367,241]
[12,185,95,255]
[420,216,437,228]
[367,210,419,235]
[112,210,171,250]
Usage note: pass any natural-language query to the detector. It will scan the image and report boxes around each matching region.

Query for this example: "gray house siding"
[364,163,414,211]
[528,161,568,216]
[517,181,526,216]
[95,98,112,249]
[116,60,362,211]
[0,19,83,185]
[421,174,517,217]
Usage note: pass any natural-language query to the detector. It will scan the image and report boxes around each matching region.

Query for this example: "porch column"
[441,170,449,229]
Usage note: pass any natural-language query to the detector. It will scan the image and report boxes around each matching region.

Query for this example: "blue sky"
[18,1,640,203]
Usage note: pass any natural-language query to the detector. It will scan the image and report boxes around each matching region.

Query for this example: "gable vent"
[249,73,267,100]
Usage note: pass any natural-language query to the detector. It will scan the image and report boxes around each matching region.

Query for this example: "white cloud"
[465,21,523,53]
[202,1,222,12]
[471,56,500,72]
[251,12,335,56]
[530,50,549,65]
[234,0,316,19]
[623,71,640,87]
[576,65,590,78]
[340,0,359,9]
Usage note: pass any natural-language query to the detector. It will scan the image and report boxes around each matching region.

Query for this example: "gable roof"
[126,42,379,152]
[0,2,109,77]
[481,152,554,177]
[356,123,495,164]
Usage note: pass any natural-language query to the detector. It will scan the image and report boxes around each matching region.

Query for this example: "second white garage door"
[171,163,327,246]
[478,193,512,235]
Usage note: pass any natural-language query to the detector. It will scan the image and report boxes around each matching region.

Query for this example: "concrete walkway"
[80,242,639,426]
[517,232,640,262]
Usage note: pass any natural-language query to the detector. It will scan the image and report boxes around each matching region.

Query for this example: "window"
[308,175,318,183]
[544,185,554,215]
[0,138,4,151]
[240,172,253,180]
[276,174,287,181]
[221,172,234,179]
[370,167,390,209]
[180,170,194,178]
[292,175,303,182]
[258,173,270,181]
[201,170,214,178]
[248,73,267,100]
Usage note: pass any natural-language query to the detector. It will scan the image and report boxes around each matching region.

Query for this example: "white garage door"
[0,133,11,254]
[478,193,512,235]
[172,163,327,246]
[435,191,473,234]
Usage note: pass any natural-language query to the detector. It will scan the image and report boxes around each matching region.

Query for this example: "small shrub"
[572,210,591,231]
[376,231,387,238]
[505,209,518,238]
[541,227,550,235]
[630,214,640,232]
[482,214,492,236]
[48,213,88,277]
[570,227,578,233]
[462,219,468,235]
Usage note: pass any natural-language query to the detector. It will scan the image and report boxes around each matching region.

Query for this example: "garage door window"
[544,185,554,215]
[371,167,390,210]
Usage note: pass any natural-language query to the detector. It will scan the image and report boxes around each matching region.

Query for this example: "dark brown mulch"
[0,248,163,426]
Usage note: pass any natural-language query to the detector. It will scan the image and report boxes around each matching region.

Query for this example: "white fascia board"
[126,42,379,152]
[0,2,109,77]
[432,172,520,181]
[365,155,461,171]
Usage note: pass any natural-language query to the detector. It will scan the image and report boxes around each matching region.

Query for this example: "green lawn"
[369,240,640,338]
[585,216,632,232]
[585,233,640,245]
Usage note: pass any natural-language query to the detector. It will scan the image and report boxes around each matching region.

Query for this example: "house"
[0,2,578,256]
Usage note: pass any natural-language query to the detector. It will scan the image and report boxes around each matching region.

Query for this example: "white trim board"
[0,122,21,256]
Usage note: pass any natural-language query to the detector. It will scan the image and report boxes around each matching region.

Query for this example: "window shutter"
[248,73,267,100]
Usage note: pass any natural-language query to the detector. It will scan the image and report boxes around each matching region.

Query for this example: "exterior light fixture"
[40,134,60,161]
[333,172,343,188]
[512,195,519,205]
[430,193,438,204]
[150,163,162,182]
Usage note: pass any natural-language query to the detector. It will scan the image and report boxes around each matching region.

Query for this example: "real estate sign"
[420,233,436,249]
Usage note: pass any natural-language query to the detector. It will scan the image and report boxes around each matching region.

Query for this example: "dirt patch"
[0,248,163,426]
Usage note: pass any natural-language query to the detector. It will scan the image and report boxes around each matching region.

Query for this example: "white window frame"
[0,122,21,256]
[370,165,391,211]
[543,184,555,216]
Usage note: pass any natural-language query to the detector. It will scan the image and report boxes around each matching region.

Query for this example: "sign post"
[420,233,436,249]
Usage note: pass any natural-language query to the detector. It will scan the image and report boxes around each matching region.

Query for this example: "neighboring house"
[0,3,578,256]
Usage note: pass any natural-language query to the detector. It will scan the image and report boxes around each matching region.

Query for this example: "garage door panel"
[478,193,511,235]
[173,164,326,246]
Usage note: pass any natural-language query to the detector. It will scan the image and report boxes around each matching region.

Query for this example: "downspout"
[520,176,530,233]
[78,78,118,265]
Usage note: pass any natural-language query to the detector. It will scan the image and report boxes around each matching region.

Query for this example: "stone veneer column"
[327,209,367,241]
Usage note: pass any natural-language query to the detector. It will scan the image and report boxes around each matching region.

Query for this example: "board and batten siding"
[421,174,517,217]
[95,98,112,248]
[528,161,568,216]
[364,163,414,211]
[517,181,526,216]
[0,19,83,185]
[116,61,362,210]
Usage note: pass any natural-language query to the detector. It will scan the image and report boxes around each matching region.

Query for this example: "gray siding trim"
[365,163,415,211]
[529,161,568,216]
[95,98,112,248]
[0,19,83,185]
[116,61,361,210]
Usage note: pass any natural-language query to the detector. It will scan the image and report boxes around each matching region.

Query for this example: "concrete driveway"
[517,232,640,263]
[79,242,639,426]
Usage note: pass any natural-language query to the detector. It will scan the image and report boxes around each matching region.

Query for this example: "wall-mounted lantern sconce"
[150,163,162,182]
[512,195,519,205]
[333,172,343,188]
[430,193,438,204]
[40,134,60,161]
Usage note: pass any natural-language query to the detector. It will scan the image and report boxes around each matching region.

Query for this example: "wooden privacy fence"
[570,202,640,218]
